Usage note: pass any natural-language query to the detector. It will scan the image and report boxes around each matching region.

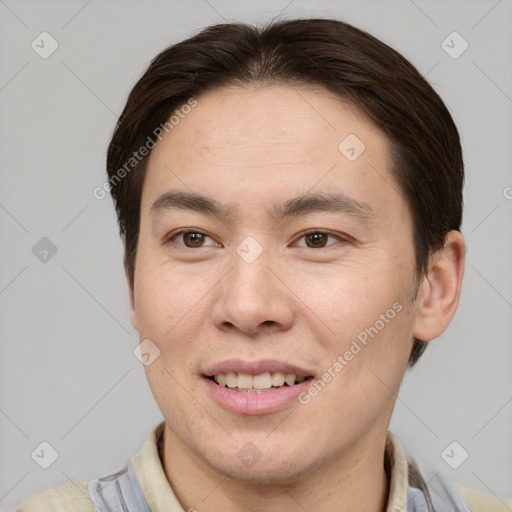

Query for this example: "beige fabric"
[385,430,410,511]
[455,483,512,512]
[16,421,512,511]
[16,480,94,512]
[130,422,184,511]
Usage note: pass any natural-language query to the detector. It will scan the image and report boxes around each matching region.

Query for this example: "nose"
[212,247,295,337]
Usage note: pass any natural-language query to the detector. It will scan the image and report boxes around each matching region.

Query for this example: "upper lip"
[203,359,315,378]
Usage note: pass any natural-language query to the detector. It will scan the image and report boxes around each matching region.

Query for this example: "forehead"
[142,84,404,221]
[156,84,385,160]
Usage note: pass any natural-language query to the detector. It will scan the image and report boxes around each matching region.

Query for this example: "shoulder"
[15,480,95,512]
[456,482,512,512]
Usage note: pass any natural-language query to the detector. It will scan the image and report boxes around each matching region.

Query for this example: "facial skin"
[128,85,465,512]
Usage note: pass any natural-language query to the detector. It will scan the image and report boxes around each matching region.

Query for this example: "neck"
[160,427,390,512]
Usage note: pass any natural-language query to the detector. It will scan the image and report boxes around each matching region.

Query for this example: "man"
[17,17,511,512]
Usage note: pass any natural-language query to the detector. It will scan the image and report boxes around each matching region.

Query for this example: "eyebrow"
[149,190,373,222]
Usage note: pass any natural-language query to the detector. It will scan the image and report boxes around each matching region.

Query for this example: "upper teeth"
[213,372,306,389]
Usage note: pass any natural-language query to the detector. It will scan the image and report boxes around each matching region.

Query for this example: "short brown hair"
[106,18,464,366]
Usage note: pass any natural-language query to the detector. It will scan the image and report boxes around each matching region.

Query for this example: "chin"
[220,465,308,486]
[205,445,316,486]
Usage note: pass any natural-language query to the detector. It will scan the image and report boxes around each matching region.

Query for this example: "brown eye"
[167,230,218,248]
[182,232,206,247]
[298,231,344,249]
[304,232,330,248]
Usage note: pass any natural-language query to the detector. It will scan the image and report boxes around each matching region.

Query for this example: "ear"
[412,231,465,341]
[124,259,139,331]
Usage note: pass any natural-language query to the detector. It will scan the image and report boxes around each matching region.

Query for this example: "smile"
[203,374,315,415]
[208,371,312,393]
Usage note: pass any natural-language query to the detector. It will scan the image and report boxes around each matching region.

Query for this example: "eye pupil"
[305,233,327,248]
[184,233,204,247]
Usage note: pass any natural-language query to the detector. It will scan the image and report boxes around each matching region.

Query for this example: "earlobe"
[412,231,465,341]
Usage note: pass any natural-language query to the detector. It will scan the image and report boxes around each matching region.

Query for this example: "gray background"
[1,0,511,510]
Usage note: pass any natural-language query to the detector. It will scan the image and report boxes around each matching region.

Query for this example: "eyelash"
[165,229,349,249]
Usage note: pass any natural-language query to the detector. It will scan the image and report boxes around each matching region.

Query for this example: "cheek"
[296,259,414,385]
[304,298,412,435]
[134,253,201,325]
[133,258,223,369]
[291,263,395,337]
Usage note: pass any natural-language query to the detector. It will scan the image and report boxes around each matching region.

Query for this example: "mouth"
[205,372,315,393]
[202,359,316,414]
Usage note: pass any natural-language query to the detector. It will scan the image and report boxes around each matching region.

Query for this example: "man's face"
[130,85,419,482]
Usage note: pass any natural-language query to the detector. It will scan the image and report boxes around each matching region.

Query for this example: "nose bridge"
[229,241,275,309]
[212,238,294,334]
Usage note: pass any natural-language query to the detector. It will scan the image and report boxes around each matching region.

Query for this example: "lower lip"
[203,377,313,415]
